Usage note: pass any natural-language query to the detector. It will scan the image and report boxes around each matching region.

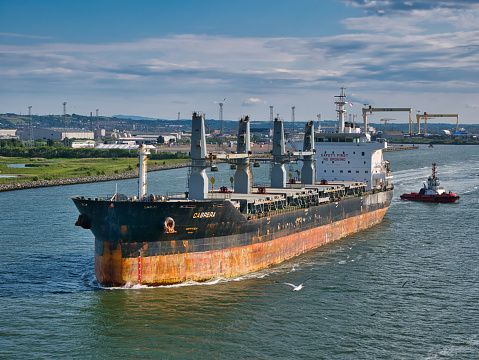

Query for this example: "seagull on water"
[274,277,313,291]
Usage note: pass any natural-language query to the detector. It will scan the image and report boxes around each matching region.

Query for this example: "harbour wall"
[383,145,418,151]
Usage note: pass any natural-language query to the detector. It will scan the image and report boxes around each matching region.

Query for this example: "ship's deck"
[73,181,369,209]
[179,181,368,206]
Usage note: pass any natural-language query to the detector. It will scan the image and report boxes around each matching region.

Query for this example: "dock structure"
[383,145,418,152]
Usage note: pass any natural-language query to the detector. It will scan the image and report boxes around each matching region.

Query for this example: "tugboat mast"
[427,162,440,191]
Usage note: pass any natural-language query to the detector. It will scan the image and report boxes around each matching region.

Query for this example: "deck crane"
[415,113,459,135]
[362,106,413,135]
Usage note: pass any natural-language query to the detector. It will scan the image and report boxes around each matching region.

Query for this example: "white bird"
[274,277,313,291]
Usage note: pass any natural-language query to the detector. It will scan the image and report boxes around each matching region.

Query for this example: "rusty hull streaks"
[95,207,388,287]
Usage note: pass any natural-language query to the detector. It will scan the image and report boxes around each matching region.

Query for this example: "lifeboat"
[400,163,459,203]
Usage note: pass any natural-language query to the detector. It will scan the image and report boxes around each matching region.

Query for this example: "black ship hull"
[73,189,393,286]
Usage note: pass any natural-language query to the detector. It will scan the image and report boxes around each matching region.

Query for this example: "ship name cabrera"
[193,212,216,219]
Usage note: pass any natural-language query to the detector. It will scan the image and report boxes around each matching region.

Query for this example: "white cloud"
[343,6,479,33]
[242,97,266,106]
[2,31,478,91]
[341,15,424,33]
[341,0,479,13]
[2,19,479,122]
[0,32,52,39]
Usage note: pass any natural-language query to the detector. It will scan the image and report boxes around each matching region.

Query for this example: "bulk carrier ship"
[73,90,394,287]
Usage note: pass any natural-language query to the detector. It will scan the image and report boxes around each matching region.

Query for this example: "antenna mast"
[62,102,67,137]
[28,106,33,147]
[291,106,295,138]
[95,109,100,140]
[269,105,274,135]
[334,87,347,133]
[219,99,225,136]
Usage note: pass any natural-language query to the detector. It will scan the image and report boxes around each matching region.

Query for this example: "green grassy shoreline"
[0,157,190,186]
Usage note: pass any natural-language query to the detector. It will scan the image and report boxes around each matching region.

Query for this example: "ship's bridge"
[313,133,388,191]
[314,133,368,143]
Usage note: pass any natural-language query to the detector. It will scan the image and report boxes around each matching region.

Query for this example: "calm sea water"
[0,145,478,359]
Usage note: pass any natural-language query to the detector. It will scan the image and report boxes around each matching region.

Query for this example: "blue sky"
[1,0,479,124]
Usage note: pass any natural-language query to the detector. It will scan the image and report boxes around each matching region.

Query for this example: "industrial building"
[18,128,94,140]
[0,129,18,139]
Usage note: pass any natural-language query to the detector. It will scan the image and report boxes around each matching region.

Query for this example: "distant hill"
[112,115,164,121]
[2,112,478,135]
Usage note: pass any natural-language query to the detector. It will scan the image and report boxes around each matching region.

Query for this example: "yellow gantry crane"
[362,107,413,134]
[415,113,459,134]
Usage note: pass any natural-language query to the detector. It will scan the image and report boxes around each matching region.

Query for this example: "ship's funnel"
[301,121,315,184]
[189,112,208,200]
[234,116,251,194]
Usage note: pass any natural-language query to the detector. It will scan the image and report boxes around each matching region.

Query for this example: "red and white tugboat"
[400,163,459,203]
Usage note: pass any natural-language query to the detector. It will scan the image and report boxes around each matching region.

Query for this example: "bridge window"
[316,137,330,142]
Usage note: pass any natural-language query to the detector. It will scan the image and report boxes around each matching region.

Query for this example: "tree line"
[0,140,189,160]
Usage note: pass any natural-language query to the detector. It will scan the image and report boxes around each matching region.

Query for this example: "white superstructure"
[314,89,392,190]
[422,163,445,195]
